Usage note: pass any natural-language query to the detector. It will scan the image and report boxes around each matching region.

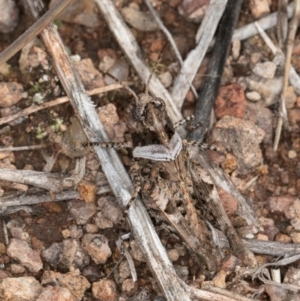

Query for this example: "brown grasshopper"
[121,81,256,273]
[69,64,256,276]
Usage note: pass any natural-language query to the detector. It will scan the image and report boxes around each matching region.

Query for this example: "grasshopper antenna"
[144,41,168,96]
[104,71,139,104]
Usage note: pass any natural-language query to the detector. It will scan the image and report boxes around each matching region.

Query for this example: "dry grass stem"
[0,144,46,152]
[0,83,128,126]
[277,0,288,47]
[274,0,300,150]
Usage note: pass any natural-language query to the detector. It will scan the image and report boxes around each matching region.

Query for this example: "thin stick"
[0,157,86,193]
[0,0,75,66]
[277,0,288,48]
[0,144,46,152]
[0,83,128,126]
[0,185,111,209]
[274,0,300,151]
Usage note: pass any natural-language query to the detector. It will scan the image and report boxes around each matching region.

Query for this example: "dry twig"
[274,0,300,150]
[277,0,288,47]
[0,83,127,126]
[0,0,75,66]
[0,144,46,152]
[0,157,86,193]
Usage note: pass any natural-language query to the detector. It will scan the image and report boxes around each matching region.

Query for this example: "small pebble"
[0,0,19,33]
[257,233,268,241]
[62,229,71,239]
[0,82,23,108]
[81,234,112,264]
[130,240,146,262]
[7,239,43,273]
[167,249,179,262]
[158,71,172,88]
[118,260,131,282]
[249,0,270,18]
[10,264,26,274]
[275,233,292,243]
[288,109,300,124]
[288,150,297,159]
[173,243,186,257]
[75,58,104,90]
[121,278,138,295]
[231,40,241,60]
[250,52,262,65]
[253,61,276,79]
[41,270,90,300]
[246,91,261,102]
[33,93,44,104]
[85,224,98,233]
[214,83,247,119]
[0,277,42,300]
[246,76,283,106]
[290,232,300,243]
[36,285,77,301]
[92,279,118,301]
[284,267,300,286]
[104,59,129,85]
[121,6,159,31]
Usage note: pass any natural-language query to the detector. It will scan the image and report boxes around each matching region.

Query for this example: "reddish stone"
[150,40,165,52]
[36,286,77,301]
[275,233,292,243]
[74,58,104,90]
[267,195,297,215]
[0,82,23,108]
[92,279,117,301]
[180,0,209,15]
[97,48,117,61]
[288,109,300,124]
[214,83,247,119]
[259,217,279,240]
[7,239,43,273]
[217,188,238,216]
[221,255,238,272]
